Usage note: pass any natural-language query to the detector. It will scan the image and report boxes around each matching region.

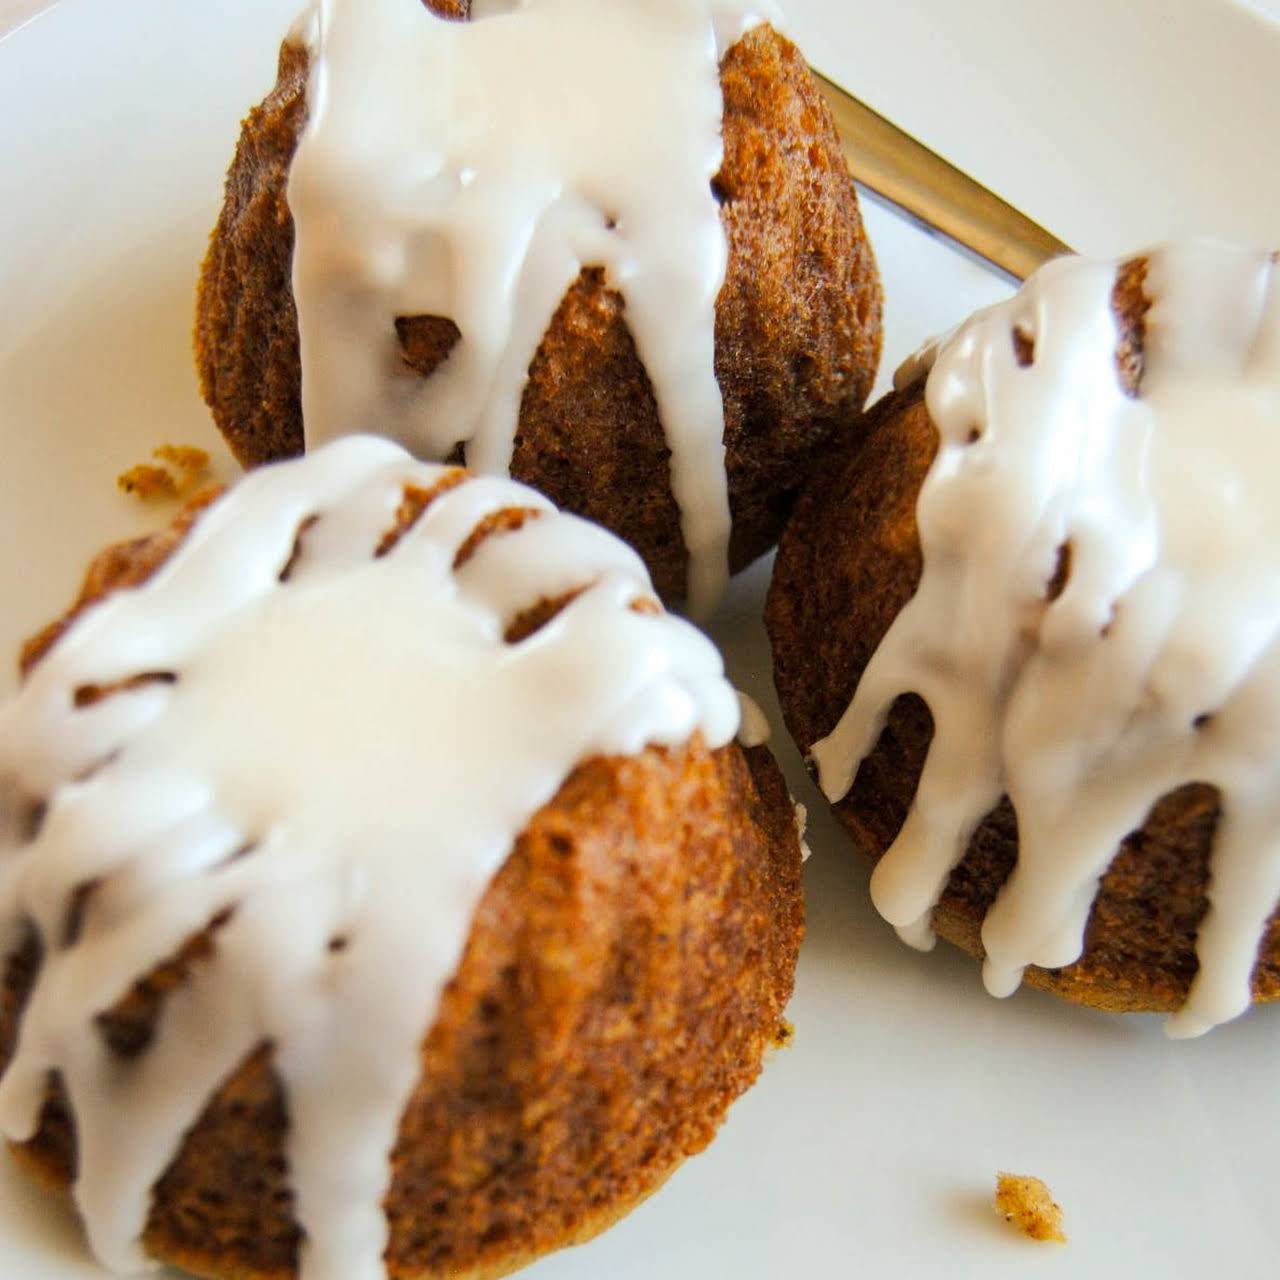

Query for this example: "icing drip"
[0,436,740,1277]
[812,242,1280,1037]
[793,801,811,863]
[736,690,772,747]
[289,0,778,619]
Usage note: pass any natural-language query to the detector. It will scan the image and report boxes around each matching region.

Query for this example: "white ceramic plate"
[1,1,1278,1276]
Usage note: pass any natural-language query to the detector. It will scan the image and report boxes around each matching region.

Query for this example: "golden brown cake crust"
[193,1,883,602]
[2,493,805,1279]
[765,259,1280,1015]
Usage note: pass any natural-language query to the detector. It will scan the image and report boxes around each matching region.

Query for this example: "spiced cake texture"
[766,258,1280,1013]
[994,1173,1066,1244]
[194,0,883,603]
[2,487,805,1279]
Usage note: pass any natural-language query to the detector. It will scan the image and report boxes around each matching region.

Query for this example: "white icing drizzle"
[736,690,771,748]
[813,242,1280,1037]
[793,801,811,863]
[0,435,740,1277]
[288,0,779,619]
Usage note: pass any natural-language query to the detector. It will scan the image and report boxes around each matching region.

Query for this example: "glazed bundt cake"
[0,437,804,1278]
[194,0,883,615]
[767,241,1280,1035]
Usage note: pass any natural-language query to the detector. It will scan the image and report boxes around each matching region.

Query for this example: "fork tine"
[813,69,1074,283]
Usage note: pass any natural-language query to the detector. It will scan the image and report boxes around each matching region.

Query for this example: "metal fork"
[814,70,1072,283]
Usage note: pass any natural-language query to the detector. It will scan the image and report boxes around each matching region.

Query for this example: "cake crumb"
[153,443,210,476]
[118,445,211,501]
[772,1020,794,1049]
[994,1172,1066,1243]
[117,464,179,500]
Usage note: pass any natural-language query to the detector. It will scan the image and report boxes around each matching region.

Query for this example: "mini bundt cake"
[194,0,882,615]
[767,241,1280,1035]
[0,436,804,1279]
